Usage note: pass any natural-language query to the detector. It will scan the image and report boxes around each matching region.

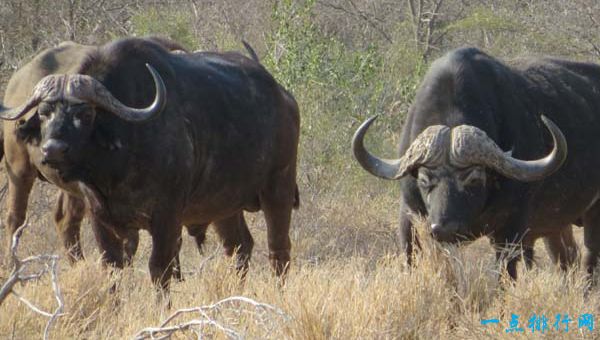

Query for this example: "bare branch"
[423,0,445,58]
[45,259,65,340]
[12,291,54,318]
[405,0,449,60]
[320,1,392,43]
[348,0,392,43]
[0,271,19,305]
[133,296,290,339]
[0,223,64,340]
[0,223,28,303]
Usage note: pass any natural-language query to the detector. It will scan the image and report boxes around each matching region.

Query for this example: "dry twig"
[134,296,291,339]
[0,223,64,340]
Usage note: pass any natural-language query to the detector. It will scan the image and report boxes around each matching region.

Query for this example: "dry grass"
[0,177,599,339]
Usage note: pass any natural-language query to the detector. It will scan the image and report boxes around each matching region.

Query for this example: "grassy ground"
[0,175,598,339]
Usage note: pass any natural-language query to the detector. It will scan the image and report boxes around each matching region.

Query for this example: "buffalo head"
[0,64,166,173]
[352,115,567,242]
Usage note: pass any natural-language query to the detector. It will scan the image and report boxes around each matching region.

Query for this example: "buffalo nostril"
[41,139,69,161]
[430,223,461,243]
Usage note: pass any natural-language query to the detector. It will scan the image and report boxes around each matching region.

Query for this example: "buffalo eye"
[37,102,54,119]
[417,169,436,191]
[459,166,486,187]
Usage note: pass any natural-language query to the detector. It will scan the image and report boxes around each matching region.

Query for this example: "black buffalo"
[0,39,213,281]
[0,37,300,291]
[352,47,600,279]
[0,39,196,265]
[0,39,268,282]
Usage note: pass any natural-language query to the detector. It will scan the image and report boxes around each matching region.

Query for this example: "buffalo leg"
[80,184,126,269]
[172,234,184,282]
[91,219,125,269]
[123,228,140,265]
[519,234,535,270]
[495,246,519,280]
[523,245,535,270]
[491,212,532,280]
[543,226,578,271]
[185,223,209,254]
[583,204,600,284]
[213,213,254,275]
[149,214,181,294]
[53,192,85,263]
[398,199,419,266]
[493,236,532,280]
[498,242,535,279]
[260,175,295,278]
[3,157,36,263]
[170,224,209,281]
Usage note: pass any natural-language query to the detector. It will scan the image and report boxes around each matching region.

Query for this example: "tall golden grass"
[0,180,597,339]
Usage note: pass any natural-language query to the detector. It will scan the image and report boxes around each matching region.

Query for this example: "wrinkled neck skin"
[78,115,172,225]
[476,177,535,244]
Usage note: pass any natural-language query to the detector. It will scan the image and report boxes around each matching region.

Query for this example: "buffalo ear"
[16,114,41,143]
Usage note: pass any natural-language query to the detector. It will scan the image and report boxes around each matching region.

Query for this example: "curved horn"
[0,75,64,120]
[0,64,167,122]
[352,115,450,180]
[0,102,33,121]
[82,63,166,122]
[450,115,567,182]
[352,115,403,179]
[0,99,40,120]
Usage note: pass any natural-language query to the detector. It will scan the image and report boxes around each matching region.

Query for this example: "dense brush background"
[1,0,600,338]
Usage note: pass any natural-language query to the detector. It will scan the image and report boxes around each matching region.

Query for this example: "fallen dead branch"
[133,296,291,339]
[0,223,64,340]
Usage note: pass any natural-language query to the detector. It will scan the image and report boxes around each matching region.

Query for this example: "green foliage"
[131,7,197,50]
[264,0,329,92]
[261,1,426,194]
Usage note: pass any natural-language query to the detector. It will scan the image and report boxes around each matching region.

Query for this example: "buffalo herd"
[1,37,600,293]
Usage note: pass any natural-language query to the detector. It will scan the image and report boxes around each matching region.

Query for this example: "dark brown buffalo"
[0,39,207,275]
[0,39,266,278]
[0,37,300,291]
